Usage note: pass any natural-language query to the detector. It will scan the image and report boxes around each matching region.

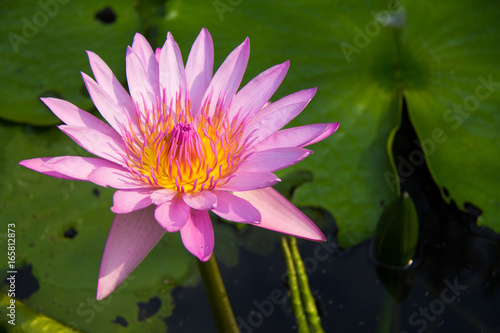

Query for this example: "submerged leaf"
[374,192,419,267]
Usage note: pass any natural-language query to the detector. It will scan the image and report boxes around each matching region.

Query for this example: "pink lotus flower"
[20,28,338,299]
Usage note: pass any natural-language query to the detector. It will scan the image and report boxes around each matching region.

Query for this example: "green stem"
[197,255,238,333]
[290,237,324,333]
[281,237,310,333]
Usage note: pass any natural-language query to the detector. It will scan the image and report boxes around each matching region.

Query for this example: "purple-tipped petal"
[41,98,118,137]
[131,33,159,84]
[238,147,311,173]
[217,172,280,191]
[20,157,83,180]
[81,72,131,134]
[58,125,126,165]
[159,32,188,112]
[86,51,135,118]
[253,123,339,151]
[229,61,289,120]
[211,191,261,223]
[186,28,214,117]
[180,209,214,261]
[233,187,326,241]
[97,206,165,300]
[182,190,217,210]
[201,37,250,117]
[154,194,190,232]
[126,49,159,111]
[111,189,154,214]
[245,88,317,147]
[89,164,155,189]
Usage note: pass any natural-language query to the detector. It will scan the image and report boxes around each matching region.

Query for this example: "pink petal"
[44,155,118,180]
[81,72,130,134]
[58,125,126,165]
[233,187,326,241]
[229,61,289,120]
[248,88,317,126]
[131,33,159,84]
[182,190,217,210]
[155,47,161,63]
[150,189,178,205]
[89,164,154,189]
[238,147,311,173]
[180,209,214,261]
[217,172,280,191]
[126,49,159,111]
[201,38,250,117]
[211,191,261,223]
[111,189,154,214]
[245,88,317,146]
[86,51,135,118]
[159,32,188,113]
[19,157,82,180]
[97,206,165,300]
[154,194,190,232]
[41,98,118,137]
[253,123,339,151]
[185,28,214,117]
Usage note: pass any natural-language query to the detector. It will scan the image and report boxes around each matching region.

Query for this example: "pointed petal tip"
[197,253,212,262]
[242,37,250,49]
[80,71,92,83]
[296,87,317,105]
[18,158,37,172]
[85,50,95,57]
[308,231,327,242]
[96,283,111,301]
[235,37,250,51]
[19,157,47,170]
[133,32,146,41]
[309,86,318,97]
[273,60,290,74]
[299,231,327,243]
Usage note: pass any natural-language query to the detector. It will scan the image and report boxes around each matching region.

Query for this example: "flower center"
[123,100,248,193]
